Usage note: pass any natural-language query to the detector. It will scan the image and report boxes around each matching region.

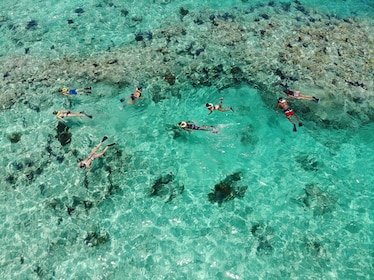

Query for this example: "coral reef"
[208,171,247,206]
[150,172,184,203]
[7,132,21,143]
[0,1,372,129]
[55,122,72,146]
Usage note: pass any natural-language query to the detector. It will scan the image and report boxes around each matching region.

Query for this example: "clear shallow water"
[0,1,373,279]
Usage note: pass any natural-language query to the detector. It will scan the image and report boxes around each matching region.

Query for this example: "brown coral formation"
[0,2,373,128]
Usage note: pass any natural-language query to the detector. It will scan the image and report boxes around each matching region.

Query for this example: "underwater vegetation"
[150,172,184,203]
[208,172,248,206]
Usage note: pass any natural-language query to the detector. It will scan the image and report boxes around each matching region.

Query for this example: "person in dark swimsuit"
[276,97,303,132]
[60,87,92,96]
[120,87,143,104]
[178,121,217,133]
[283,88,320,103]
[78,136,116,175]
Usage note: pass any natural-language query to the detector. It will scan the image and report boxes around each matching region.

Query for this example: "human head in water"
[178,121,187,128]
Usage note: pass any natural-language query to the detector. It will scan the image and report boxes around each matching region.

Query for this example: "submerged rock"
[55,122,72,146]
[208,172,247,206]
[7,132,21,143]
[84,230,109,247]
[26,20,38,30]
[150,172,184,203]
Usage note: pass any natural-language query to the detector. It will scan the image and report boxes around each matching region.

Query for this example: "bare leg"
[218,107,233,112]
[94,146,109,158]
[287,116,295,125]
[287,117,297,132]
[218,99,234,113]
[293,114,303,126]
[89,143,102,157]
[88,137,107,157]
[299,94,314,100]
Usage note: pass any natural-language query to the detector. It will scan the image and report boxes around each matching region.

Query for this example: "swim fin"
[106,142,116,147]
[101,136,108,143]
[80,111,93,118]
[120,98,125,103]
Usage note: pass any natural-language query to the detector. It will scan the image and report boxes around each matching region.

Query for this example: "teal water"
[0,1,373,279]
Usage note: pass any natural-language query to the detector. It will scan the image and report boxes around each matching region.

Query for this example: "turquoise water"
[0,1,373,279]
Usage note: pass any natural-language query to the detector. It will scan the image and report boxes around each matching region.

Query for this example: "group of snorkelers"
[54,84,319,174]
[178,87,320,133]
[178,97,234,133]
[277,87,320,132]
[54,86,144,175]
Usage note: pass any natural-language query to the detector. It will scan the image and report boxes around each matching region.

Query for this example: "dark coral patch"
[74,8,85,14]
[208,172,247,206]
[7,132,21,143]
[56,122,72,146]
[164,73,176,85]
[26,20,38,30]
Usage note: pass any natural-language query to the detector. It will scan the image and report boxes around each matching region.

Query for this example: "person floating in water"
[53,110,92,122]
[276,97,303,132]
[78,136,116,175]
[120,87,143,104]
[283,88,320,103]
[206,98,234,115]
[178,121,218,133]
[60,87,92,96]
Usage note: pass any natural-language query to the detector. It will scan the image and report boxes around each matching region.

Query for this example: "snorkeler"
[120,87,143,104]
[276,97,303,132]
[206,98,234,115]
[78,136,116,175]
[53,110,92,122]
[178,121,218,133]
[283,88,320,103]
[60,87,92,96]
